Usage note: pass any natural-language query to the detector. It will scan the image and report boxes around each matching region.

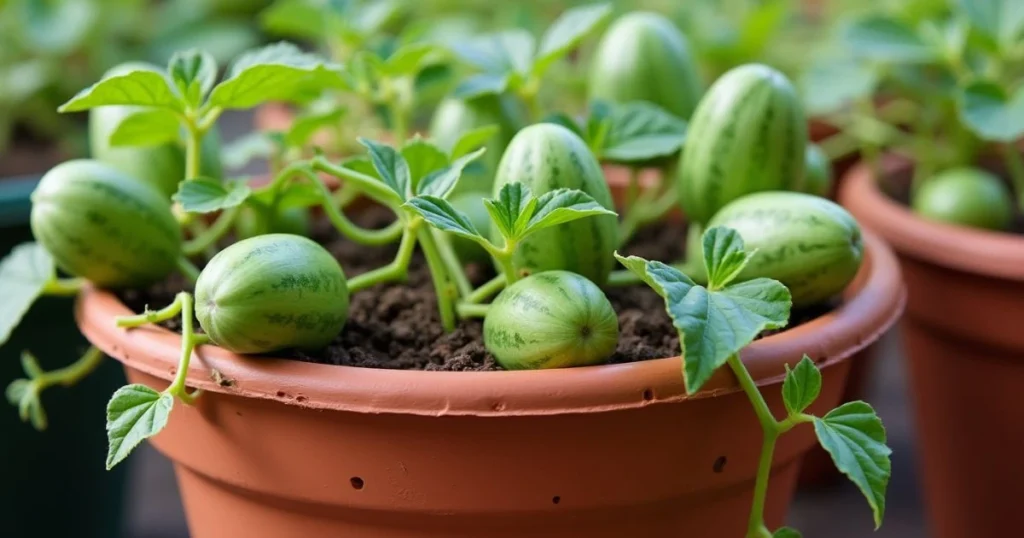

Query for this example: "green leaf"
[485,182,537,239]
[600,101,687,164]
[842,16,937,63]
[782,355,822,415]
[209,42,347,109]
[0,243,55,347]
[800,57,879,116]
[958,81,1024,142]
[522,189,617,236]
[172,178,251,214]
[702,227,754,290]
[405,196,484,242]
[452,30,536,76]
[418,148,487,199]
[773,527,802,538]
[401,138,451,190]
[955,0,1024,51]
[813,401,892,528]
[616,254,791,394]
[360,138,411,201]
[259,0,330,40]
[106,384,174,470]
[108,109,182,148]
[450,124,499,160]
[285,107,346,148]
[221,132,279,170]
[542,112,585,139]
[384,43,440,76]
[168,49,218,106]
[21,0,96,54]
[59,68,183,113]
[453,73,511,100]
[534,3,613,77]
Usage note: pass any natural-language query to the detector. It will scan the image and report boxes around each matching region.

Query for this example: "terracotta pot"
[840,159,1024,538]
[603,163,885,488]
[75,229,902,537]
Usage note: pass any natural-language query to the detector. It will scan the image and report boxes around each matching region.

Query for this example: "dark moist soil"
[119,207,832,371]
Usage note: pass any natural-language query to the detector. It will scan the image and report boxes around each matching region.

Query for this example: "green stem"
[417,227,458,332]
[183,206,240,256]
[166,292,203,404]
[10,347,107,430]
[347,226,418,292]
[388,99,408,144]
[491,245,519,284]
[1003,144,1024,212]
[726,353,779,538]
[116,292,184,328]
[185,123,202,181]
[464,274,506,304]
[175,257,201,284]
[522,86,543,124]
[433,229,473,298]
[456,303,490,319]
[312,157,403,207]
[42,277,86,296]
[619,183,679,246]
[625,167,641,208]
[300,168,403,246]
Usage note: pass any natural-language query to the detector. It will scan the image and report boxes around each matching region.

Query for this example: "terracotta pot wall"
[840,159,1024,538]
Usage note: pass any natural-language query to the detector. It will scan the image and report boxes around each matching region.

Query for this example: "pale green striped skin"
[679,64,807,225]
[195,234,349,354]
[484,271,618,370]
[492,123,617,284]
[708,192,863,308]
[30,159,181,288]
[90,63,221,199]
[588,11,703,119]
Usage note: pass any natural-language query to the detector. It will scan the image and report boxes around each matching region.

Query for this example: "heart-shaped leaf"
[702,227,754,290]
[108,109,182,148]
[168,49,218,106]
[173,178,251,213]
[600,101,687,164]
[401,138,450,191]
[106,384,174,469]
[534,3,613,78]
[523,189,617,236]
[59,68,184,113]
[842,16,937,63]
[0,243,56,347]
[209,42,347,109]
[405,195,483,243]
[958,81,1024,142]
[813,401,892,528]
[361,138,412,201]
[782,355,822,415]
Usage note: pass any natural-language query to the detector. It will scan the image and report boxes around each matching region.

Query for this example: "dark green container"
[0,175,128,538]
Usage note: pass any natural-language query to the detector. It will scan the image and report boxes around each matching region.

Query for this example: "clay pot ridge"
[75,231,903,417]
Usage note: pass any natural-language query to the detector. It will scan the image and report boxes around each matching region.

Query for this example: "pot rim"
[76,232,904,417]
[839,157,1024,281]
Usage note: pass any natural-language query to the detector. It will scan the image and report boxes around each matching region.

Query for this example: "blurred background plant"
[0,0,267,175]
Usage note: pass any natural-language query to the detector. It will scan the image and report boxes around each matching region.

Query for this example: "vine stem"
[347,226,417,292]
[311,157,403,207]
[42,277,86,296]
[299,167,403,246]
[183,206,241,256]
[167,293,205,404]
[432,230,473,298]
[25,346,105,390]
[417,227,458,332]
[456,303,490,319]
[484,240,519,284]
[464,274,506,304]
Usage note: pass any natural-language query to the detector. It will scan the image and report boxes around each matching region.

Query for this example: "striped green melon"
[911,167,1013,231]
[678,64,807,225]
[30,159,182,288]
[492,123,617,284]
[707,191,863,307]
[429,94,526,194]
[588,11,703,119]
[195,234,349,354]
[484,271,618,370]
[90,62,223,199]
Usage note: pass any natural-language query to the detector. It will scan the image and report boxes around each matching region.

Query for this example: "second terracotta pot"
[77,231,902,537]
[841,159,1024,538]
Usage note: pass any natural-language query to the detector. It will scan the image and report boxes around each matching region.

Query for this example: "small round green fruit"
[911,168,1013,231]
